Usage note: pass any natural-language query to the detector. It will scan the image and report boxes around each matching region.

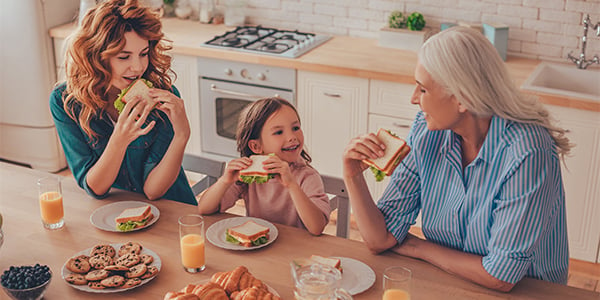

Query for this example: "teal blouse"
[49,83,196,205]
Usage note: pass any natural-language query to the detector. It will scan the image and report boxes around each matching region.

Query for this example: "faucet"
[567,14,600,69]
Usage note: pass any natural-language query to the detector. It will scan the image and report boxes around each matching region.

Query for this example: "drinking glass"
[178,215,206,272]
[37,177,64,230]
[382,266,411,300]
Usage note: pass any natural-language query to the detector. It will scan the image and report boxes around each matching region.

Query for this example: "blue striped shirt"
[377,112,569,284]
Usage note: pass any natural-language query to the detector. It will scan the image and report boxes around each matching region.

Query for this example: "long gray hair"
[419,26,571,158]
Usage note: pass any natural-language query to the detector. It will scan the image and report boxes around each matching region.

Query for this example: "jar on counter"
[199,0,215,23]
[224,0,246,27]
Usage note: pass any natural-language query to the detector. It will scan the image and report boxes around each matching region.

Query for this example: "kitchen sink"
[521,62,600,102]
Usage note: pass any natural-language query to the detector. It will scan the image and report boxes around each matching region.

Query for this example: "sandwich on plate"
[115,205,154,231]
[226,220,270,247]
[292,255,343,273]
[113,78,156,114]
[238,155,276,184]
[363,128,411,182]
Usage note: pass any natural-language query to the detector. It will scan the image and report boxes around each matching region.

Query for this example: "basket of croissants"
[164,266,281,300]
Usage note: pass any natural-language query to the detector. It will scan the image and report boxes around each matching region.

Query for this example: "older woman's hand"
[342,132,386,178]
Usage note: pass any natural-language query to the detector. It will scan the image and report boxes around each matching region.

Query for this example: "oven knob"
[240,68,249,79]
[257,73,266,81]
[224,68,233,76]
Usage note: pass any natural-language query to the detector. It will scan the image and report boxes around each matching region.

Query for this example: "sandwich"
[238,155,276,184]
[113,78,155,114]
[292,255,343,273]
[115,205,154,231]
[225,220,270,247]
[363,128,411,182]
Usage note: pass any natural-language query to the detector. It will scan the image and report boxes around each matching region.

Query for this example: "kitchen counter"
[49,18,600,112]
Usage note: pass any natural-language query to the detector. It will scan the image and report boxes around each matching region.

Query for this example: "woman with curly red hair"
[50,0,195,204]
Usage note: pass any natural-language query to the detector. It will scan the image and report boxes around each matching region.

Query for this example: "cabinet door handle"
[392,122,411,129]
[210,84,264,100]
[323,92,341,98]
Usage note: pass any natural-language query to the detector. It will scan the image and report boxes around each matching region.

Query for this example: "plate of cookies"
[61,242,161,293]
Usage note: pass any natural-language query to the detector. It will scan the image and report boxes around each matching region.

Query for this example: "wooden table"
[1,162,598,299]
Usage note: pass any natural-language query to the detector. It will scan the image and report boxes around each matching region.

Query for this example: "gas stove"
[203,26,331,58]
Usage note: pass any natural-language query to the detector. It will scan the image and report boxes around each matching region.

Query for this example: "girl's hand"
[150,88,191,139]
[222,157,253,184]
[113,96,156,145]
[342,132,386,178]
[263,155,294,187]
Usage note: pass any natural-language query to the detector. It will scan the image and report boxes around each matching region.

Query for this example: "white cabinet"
[546,105,600,263]
[366,80,419,201]
[170,54,201,155]
[297,71,368,177]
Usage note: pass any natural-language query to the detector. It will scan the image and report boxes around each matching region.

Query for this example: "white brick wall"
[223,0,600,63]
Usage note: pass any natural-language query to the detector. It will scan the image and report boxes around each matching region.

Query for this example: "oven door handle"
[210,84,274,100]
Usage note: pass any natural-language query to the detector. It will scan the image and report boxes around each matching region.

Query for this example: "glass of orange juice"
[382,266,412,300]
[37,177,64,230]
[178,214,205,273]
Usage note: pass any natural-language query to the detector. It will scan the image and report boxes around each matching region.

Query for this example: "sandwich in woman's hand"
[363,128,411,182]
[226,220,270,247]
[238,154,276,184]
[113,78,155,114]
[115,205,154,231]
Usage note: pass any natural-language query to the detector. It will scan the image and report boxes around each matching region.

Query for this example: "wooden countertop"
[49,19,600,112]
[2,161,599,299]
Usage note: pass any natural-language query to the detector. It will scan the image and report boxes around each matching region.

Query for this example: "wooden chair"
[182,153,227,196]
[322,175,351,238]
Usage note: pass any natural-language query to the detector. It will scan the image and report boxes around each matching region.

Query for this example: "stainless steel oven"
[198,57,295,158]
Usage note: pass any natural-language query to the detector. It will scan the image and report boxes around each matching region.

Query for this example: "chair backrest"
[182,154,227,196]
[321,174,351,238]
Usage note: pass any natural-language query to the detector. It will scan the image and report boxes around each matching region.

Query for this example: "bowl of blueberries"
[1,264,51,300]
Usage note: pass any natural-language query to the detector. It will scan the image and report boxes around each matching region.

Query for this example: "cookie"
[140,265,159,280]
[90,244,116,258]
[139,254,154,265]
[84,269,110,281]
[122,278,142,289]
[88,281,106,290]
[125,263,147,278]
[64,273,87,285]
[115,253,140,267]
[118,242,143,256]
[89,254,113,269]
[104,265,129,272]
[66,255,91,274]
[101,275,125,288]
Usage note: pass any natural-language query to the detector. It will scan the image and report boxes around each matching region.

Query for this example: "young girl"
[197,97,330,235]
[49,0,196,204]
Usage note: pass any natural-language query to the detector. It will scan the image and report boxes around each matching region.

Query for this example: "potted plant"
[379,11,432,52]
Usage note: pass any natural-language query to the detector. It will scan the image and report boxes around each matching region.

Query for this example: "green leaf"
[225,232,241,244]
[370,166,386,182]
[251,236,269,246]
[407,12,426,31]
[388,10,406,29]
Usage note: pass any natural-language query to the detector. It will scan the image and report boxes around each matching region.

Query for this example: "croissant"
[210,266,267,294]
[230,286,281,300]
[192,282,229,299]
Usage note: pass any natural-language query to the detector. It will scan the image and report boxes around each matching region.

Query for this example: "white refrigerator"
[0,0,79,172]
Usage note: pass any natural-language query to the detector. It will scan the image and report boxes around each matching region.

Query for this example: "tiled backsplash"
[232,0,600,64]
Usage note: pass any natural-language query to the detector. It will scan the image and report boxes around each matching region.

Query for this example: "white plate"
[90,201,159,232]
[206,217,278,250]
[61,243,162,293]
[334,257,376,295]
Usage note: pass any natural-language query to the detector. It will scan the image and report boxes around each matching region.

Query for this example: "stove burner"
[203,25,331,58]
[221,38,241,47]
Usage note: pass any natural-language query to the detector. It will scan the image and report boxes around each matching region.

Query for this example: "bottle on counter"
[199,0,215,23]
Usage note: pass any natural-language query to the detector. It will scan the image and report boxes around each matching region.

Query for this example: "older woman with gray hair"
[342,26,571,292]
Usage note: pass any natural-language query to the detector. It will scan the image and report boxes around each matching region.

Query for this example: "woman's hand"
[342,132,386,178]
[222,157,253,184]
[264,155,294,187]
[151,88,191,139]
[113,96,156,145]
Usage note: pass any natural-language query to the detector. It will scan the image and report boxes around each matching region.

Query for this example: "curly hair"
[63,0,174,139]
[236,97,312,163]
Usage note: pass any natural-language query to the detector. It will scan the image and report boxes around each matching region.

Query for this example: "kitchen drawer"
[369,79,420,119]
